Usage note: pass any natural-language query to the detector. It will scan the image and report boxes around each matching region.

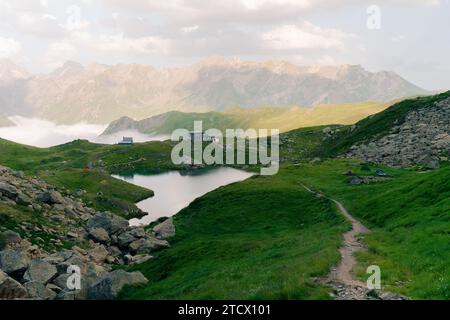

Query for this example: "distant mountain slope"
[315,91,450,168]
[102,101,392,136]
[0,57,429,124]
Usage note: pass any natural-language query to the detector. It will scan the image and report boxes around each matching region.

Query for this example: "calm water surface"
[113,167,253,226]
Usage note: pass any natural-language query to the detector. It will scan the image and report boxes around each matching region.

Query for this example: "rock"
[0,182,18,199]
[24,281,56,300]
[0,230,22,248]
[89,228,111,244]
[39,190,65,205]
[348,176,364,185]
[87,212,129,235]
[16,193,32,206]
[0,249,30,274]
[87,270,148,300]
[66,232,80,239]
[23,260,58,284]
[379,291,407,300]
[0,270,27,299]
[88,245,109,264]
[153,218,176,239]
[124,254,153,265]
[129,227,146,239]
[129,237,169,255]
[117,232,136,248]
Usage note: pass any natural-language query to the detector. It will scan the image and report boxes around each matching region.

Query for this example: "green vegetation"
[0,138,179,217]
[120,169,349,299]
[1,91,449,300]
[292,160,450,299]
[105,101,392,136]
[314,91,450,158]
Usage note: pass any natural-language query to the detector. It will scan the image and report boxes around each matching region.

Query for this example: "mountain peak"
[51,61,84,76]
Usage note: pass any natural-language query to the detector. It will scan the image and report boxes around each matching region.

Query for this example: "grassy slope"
[315,91,450,158]
[105,101,391,136]
[294,160,450,299]
[0,138,179,217]
[121,170,348,300]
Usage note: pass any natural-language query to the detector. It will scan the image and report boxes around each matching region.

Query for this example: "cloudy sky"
[0,0,448,90]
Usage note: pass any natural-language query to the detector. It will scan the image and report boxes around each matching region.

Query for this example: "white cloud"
[262,22,354,51]
[44,42,77,69]
[0,37,22,59]
[72,32,171,55]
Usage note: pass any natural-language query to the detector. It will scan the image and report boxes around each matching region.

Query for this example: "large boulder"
[87,212,129,235]
[24,281,57,300]
[88,228,111,244]
[0,249,30,274]
[153,218,176,239]
[129,237,169,255]
[23,260,58,284]
[0,230,22,249]
[117,232,137,248]
[87,270,148,300]
[87,245,109,264]
[0,270,27,299]
[16,193,32,206]
[38,190,65,205]
[0,182,18,199]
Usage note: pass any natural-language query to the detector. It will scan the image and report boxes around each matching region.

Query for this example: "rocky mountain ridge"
[345,97,450,168]
[0,165,175,300]
[0,57,429,125]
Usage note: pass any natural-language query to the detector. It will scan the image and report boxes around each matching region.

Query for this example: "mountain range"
[0,57,429,125]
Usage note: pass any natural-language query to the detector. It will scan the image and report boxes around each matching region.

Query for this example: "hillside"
[102,101,392,136]
[121,169,348,299]
[294,160,450,299]
[314,91,450,167]
[0,58,428,124]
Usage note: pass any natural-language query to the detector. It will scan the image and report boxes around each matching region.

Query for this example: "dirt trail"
[301,184,370,299]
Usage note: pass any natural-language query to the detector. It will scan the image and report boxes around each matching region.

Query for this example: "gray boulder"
[129,237,169,254]
[87,245,109,264]
[89,228,111,244]
[153,218,176,239]
[87,212,129,235]
[24,281,57,300]
[117,232,136,248]
[87,270,148,300]
[23,260,58,284]
[39,190,65,205]
[16,193,32,206]
[0,249,30,274]
[0,270,27,299]
[0,230,22,248]
[0,182,18,199]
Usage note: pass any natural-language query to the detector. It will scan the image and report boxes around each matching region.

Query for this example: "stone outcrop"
[346,98,450,168]
[0,165,176,300]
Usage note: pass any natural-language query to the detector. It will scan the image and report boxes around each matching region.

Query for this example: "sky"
[0,0,449,90]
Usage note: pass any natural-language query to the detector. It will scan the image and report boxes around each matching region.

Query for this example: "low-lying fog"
[0,116,169,148]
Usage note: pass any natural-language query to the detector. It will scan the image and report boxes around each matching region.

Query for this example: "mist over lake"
[0,116,169,147]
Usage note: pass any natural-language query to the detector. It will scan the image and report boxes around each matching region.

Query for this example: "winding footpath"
[301,184,372,300]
